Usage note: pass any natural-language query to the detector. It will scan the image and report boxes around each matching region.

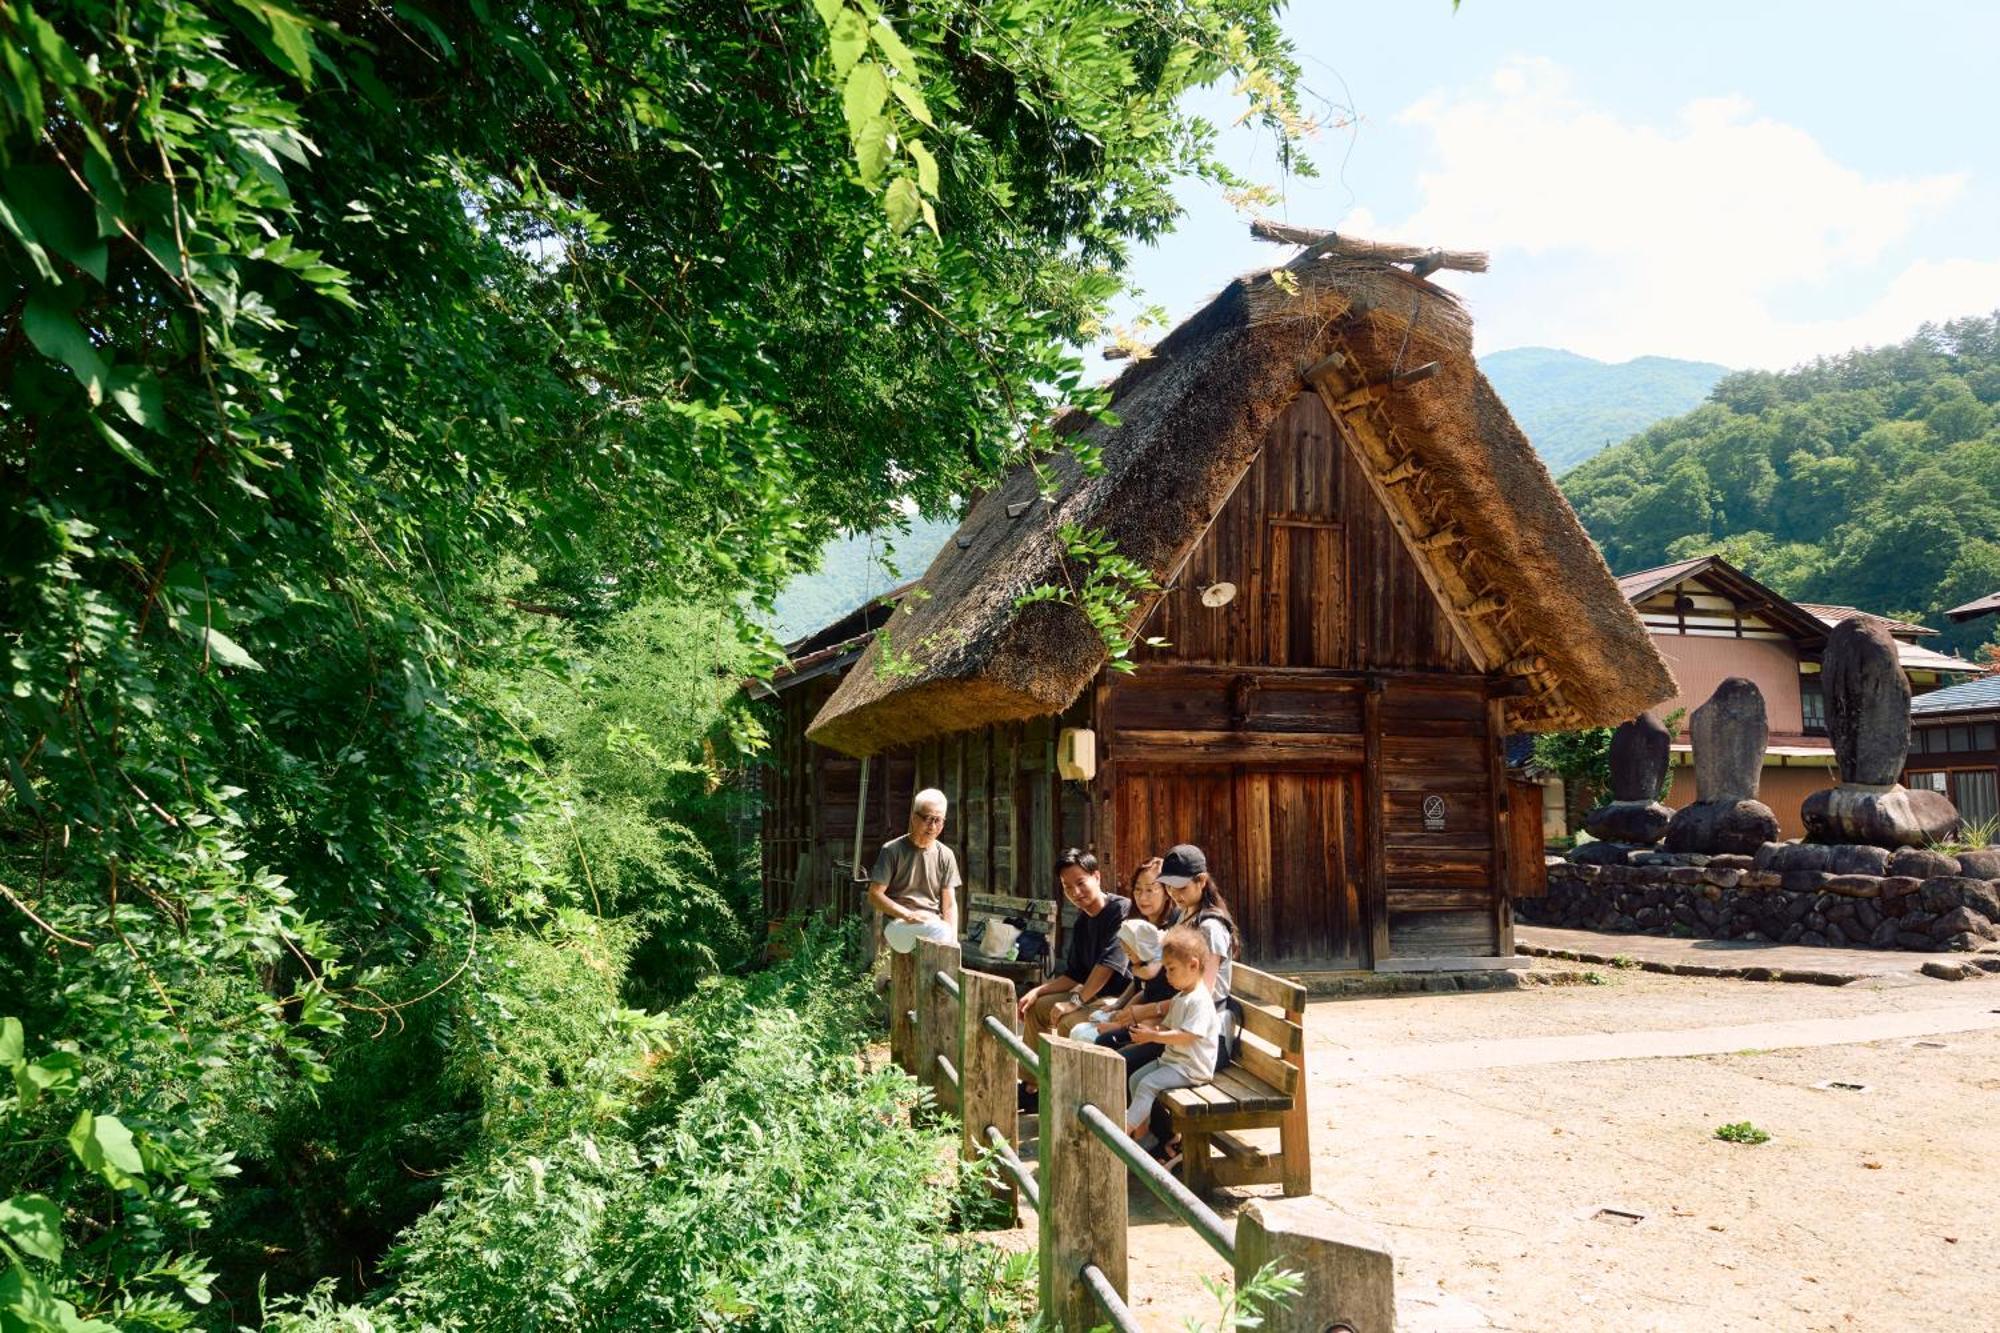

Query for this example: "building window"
[1948,726,1971,753]
[1909,770,1947,793]
[1801,678,1826,735]
[1977,723,1997,752]
[1953,770,1998,825]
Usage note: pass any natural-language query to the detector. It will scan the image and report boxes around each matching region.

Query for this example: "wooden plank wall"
[761,693,1091,924]
[1105,389,1506,966]
[1134,390,1474,675]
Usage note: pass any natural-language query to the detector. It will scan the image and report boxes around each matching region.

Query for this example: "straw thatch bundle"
[805,251,1672,757]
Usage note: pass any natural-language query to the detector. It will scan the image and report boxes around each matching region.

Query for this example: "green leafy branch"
[1,1015,216,1332]
[1015,523,1162,672]
[813,0,941,234]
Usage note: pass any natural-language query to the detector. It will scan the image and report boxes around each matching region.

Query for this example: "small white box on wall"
[1056,727,1097,781]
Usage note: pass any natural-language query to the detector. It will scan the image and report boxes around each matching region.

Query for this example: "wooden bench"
[1162,963,1310,1197]
[961,892,1058,989]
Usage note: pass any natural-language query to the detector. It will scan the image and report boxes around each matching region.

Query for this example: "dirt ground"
[1090,963,2000,1331]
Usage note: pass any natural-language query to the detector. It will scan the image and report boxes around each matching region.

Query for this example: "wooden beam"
[1362,680,1390,968]
[1378,455,1421,486]
[1487,697,1515,958]
[1311,368,1492,672]
[1250,219,1489,273]
[1415,523,1463,552]
[1301,350,1348,383]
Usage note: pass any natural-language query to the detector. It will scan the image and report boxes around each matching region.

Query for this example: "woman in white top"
[1153,843,1238,1002]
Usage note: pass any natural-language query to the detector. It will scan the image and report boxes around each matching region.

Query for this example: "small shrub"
[1609,954,1638,970]
[1714,1121,1771,1145]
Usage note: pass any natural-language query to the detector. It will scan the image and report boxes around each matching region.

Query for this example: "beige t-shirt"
[870,834,963,919]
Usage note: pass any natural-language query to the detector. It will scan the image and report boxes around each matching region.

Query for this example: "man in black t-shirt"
[1015,848,1130,1093]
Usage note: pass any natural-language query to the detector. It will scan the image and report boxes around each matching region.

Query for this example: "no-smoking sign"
[1422,795,1446,830]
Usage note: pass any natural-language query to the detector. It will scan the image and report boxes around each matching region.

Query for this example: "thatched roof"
[806,245,1673,757]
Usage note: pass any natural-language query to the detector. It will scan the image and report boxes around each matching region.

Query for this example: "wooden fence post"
[1038,1034,1128,1331]
[1233,1197,1395,1333]
[916,938,961,1110]
[890,945,916,1075]
[959,967,1019,1224]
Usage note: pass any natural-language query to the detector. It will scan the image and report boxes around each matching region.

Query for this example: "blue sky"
[1113,1,2000,368]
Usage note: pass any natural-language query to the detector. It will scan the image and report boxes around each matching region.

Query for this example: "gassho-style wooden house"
[756,232,1674,974]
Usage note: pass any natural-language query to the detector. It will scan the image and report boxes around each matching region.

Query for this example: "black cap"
[1156,844,1208,887]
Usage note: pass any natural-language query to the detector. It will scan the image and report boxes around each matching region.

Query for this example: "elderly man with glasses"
[869,787,962,953]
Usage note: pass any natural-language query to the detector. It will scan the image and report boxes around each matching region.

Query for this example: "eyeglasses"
[915,813,945,826]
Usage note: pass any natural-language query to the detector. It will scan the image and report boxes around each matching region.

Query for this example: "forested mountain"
[767,514,959,640]
[1562,315,2000,657]
[1482,347,1730,473]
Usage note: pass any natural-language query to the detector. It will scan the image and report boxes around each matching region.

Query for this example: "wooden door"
[1241,769,1367,968]
[1114,765,1367,969]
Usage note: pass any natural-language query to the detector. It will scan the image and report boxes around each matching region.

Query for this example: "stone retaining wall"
[1520,850,2000,953]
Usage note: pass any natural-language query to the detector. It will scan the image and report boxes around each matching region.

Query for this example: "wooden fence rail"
[890,938,1397,1333]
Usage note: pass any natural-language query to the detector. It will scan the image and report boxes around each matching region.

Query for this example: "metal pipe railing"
[937,1053,958,1088]
[935,969,960,1000]
[1077,1102,1236,1262]
[1080,1263,1143,1333]
[984,1124,1040,1210]
[982,1013,1041,1080]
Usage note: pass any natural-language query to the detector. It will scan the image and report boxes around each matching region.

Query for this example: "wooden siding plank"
[1363,681,1389,965]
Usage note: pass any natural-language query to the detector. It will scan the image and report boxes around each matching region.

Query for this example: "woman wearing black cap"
[1152,843,1239,1003]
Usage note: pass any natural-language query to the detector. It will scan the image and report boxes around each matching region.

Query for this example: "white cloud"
[1355,58,2000,367]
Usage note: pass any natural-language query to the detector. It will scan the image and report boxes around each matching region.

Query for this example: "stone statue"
[1578,712,1674,854]
[1663,678,1780,854]
[1800,617,1957,848]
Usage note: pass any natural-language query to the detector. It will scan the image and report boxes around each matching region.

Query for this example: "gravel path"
[1116,964,2000,1331]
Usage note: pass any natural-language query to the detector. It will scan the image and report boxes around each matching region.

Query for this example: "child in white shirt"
[1124,924,1221,1137]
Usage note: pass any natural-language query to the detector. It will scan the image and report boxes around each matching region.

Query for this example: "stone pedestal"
[1570,840,1639,867]
[1665,800,1780,855]
[1583,799,1672,845]
[1801,784,1960,850]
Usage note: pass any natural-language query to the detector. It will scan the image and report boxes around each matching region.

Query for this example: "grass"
[1714,1121,1771,1146]
[1608,954,1638,970]
[1925,815,1998,854]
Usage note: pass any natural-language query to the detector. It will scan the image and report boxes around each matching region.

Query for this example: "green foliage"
[1564,316,2000,658]
[1928,815,1998,853]
[1531,727,1614,813]
[1015,522,1165,671]
[2,1016,214,1331]
[263,928,1028,1332]
[1186,1262,1305,1332]
[1479,347,1730,474]
[1713,1121,1771,1146]
[3,0,1308,1320]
